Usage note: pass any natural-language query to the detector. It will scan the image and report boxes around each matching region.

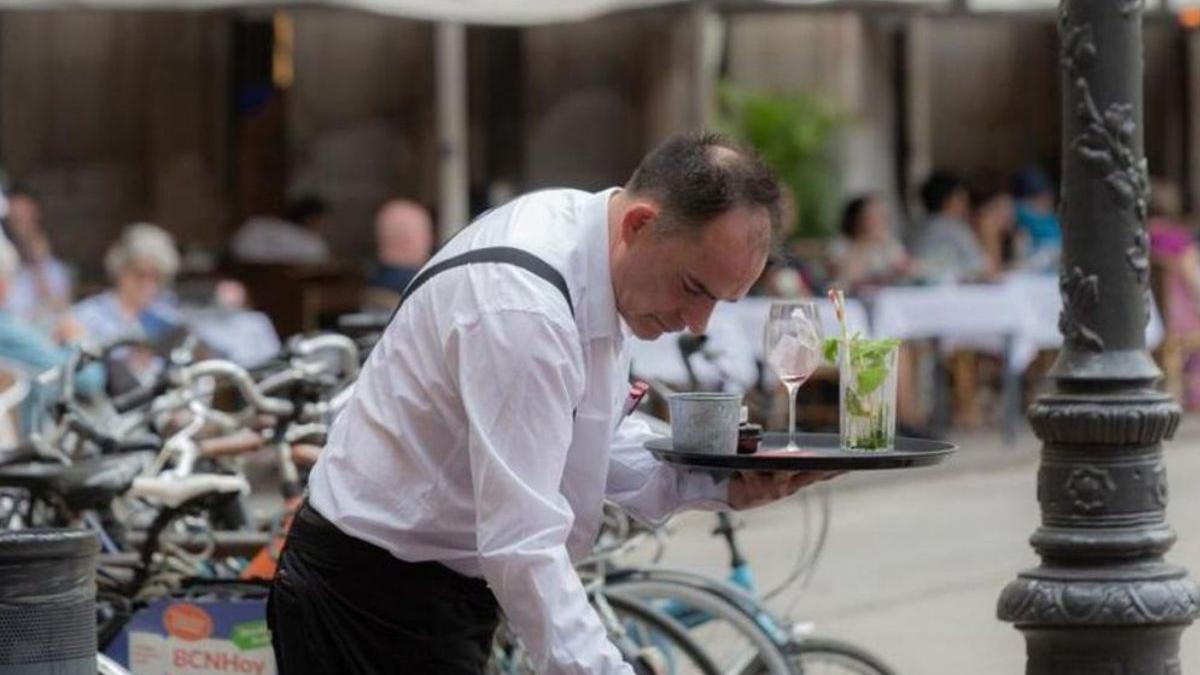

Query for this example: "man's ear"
[620,202,659,244]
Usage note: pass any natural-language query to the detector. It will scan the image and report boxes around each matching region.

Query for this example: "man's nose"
[683,299,717,334]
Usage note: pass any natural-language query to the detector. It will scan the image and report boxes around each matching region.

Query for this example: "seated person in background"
[828,194,912,294]
[1012,166,1063,271]
[1147,179,1200,408]
[966,174,1015,279]
[0,235,102,433]
[752,188,814,297]
[755,257,814,297]
[362,199,435,312]
[177,279,282,368]
[914,170,994,283]
[74,224,183,389]
[3,188,73,331]
[231,193,332,265]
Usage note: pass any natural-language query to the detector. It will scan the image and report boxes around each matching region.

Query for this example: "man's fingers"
[731,470,846,510]
[785,470,839,490]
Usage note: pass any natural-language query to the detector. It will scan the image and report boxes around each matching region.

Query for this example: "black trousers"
[268,501,500,675]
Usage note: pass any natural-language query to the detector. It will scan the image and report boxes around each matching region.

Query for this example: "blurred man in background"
[231,193,332,265]
[362,199,434,312]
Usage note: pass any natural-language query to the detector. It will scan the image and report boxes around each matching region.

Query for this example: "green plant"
[717,81,843,240]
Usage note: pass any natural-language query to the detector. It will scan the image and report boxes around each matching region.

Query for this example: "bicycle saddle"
[127,474,249,509]
[0,452,150,510]
[0,442,38,467]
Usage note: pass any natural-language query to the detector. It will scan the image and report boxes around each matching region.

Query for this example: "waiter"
[268,133,836,674]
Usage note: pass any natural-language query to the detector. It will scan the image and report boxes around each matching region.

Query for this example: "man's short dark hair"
[626,132,782,243]
[285,193,329,226]
[5,184,39,204]
[965,170,1009,211]
[920,170,964,215]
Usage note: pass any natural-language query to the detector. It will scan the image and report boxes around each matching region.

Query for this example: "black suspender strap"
[390,246,574,321]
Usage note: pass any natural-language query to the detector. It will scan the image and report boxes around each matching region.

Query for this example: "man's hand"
[727,471,840,510]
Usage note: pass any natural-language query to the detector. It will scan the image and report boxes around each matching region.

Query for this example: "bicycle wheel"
[485,595,721,675]
[744,637,896,675]
[98,653,132,675]
[608,579,792,675]
[605,593,722,675]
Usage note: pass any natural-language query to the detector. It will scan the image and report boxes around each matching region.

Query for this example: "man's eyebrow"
[686,273,723,302]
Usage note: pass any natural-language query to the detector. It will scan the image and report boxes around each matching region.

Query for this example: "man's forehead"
[379,203,430,228]
[701,205,771,252]
[687,209,770,299]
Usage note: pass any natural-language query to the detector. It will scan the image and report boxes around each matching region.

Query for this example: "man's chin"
[630,322,664,340]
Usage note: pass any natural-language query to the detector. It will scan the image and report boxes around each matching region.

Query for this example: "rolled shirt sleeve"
[451,308,633,674]
[605,413,730,527]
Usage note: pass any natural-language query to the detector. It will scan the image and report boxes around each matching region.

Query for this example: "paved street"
[654,420,1200,674]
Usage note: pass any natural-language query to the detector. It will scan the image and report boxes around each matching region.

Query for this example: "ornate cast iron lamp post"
[997,0,1199,671]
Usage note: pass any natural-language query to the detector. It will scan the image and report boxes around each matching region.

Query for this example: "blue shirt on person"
[0,309,104,434]
[1015,203,1063,252]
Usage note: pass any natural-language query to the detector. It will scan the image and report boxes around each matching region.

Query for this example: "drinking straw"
[827,287,849,359]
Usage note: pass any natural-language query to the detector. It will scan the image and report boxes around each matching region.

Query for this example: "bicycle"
[603,498,895,675]
[489,517,723,675]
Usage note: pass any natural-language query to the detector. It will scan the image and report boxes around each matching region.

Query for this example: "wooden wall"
[924,17,1060,178]
[2,11,230,281]
[286,9,435,260]
[521,8,694,191]
[0,8,1191,272]
[915,15,1182,198]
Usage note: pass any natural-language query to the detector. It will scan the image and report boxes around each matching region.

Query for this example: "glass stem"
[785,382,800,449]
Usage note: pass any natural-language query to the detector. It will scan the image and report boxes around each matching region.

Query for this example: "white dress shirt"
[307,188,728,674]
[230,217,330,265]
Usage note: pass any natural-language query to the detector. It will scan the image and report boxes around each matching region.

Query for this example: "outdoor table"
[1003,272,1163,353]
[864,273,1164,441]
[627,296,870,391]
[628,280,1164,442]
[864,281,1032,441]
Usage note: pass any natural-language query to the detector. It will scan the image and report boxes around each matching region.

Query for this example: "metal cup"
[668,392,742,455]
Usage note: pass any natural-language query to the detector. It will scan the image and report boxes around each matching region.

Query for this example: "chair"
[1149,257,1200,404]
[222,261,364,336]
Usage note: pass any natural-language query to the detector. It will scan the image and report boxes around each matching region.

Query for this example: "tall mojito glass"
[833,336,900,452]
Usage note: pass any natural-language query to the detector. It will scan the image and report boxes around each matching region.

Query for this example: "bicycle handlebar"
[336,312,389,333]
[287,333,360,380]
[177,361,295,417]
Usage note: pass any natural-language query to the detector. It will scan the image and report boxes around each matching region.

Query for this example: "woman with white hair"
[73,223,182,347]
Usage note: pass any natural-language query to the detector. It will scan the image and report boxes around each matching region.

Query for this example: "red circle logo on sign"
[164,603,214,641]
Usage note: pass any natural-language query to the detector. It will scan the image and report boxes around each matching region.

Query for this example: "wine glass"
[763,301,824,451]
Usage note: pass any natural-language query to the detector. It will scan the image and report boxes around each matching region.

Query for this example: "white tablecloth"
[868,273,1164,373]
[1006,273,1164,352]
[628,297,869,391]
[628,275,1165,386]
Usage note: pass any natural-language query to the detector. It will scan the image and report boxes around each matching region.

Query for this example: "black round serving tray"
[645,432,956,472]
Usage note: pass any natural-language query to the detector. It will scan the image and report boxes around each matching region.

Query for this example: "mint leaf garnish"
[823,338,839,363]
[856,366,886,396]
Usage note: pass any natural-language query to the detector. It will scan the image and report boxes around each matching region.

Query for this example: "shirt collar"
[580,187,625,342]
